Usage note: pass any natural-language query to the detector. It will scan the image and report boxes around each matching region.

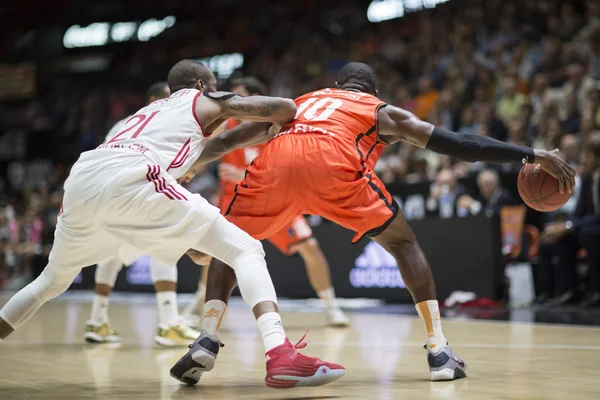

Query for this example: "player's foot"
[84,321,121,343]
[325,307,350,327]
[265,333,346,388]
[426,343,467,381]
[169,330,223,385]
[154,324,201,347]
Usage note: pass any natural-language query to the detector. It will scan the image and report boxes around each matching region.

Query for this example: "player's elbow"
[278,98,297,122]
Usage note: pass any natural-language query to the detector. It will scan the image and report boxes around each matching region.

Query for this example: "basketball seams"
[518,164,570,211]
[527,165,547,212]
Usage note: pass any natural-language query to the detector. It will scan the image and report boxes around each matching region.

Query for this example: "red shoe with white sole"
[265,333,346,389]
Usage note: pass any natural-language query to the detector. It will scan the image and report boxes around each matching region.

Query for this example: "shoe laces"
[292,330,309,350]
[188,340,225,349]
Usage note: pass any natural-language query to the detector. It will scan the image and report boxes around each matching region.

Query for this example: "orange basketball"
[517,163,572,212]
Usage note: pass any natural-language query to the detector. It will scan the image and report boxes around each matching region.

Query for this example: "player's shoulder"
[298,88,383,104]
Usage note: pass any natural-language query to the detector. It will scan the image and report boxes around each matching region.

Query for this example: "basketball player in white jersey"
[0,60,345,388]
[84,82,201,346]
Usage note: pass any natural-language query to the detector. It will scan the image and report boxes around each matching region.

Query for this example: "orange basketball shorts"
[219,191,312,255]
[223,134,398,243]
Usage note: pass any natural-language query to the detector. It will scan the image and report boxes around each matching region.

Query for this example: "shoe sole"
[327,321,350,328]
[154,335,195,347]
[266,366,346,389]
[84,332,121,344]
[169,348,216,386]
[430,367,467,381]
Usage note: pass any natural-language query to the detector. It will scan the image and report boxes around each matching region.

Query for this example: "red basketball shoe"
[265,333,346,388]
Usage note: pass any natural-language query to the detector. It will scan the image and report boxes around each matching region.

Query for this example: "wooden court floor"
[1,294,600,400]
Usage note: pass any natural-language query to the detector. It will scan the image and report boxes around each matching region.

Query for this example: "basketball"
[517,163,571,212]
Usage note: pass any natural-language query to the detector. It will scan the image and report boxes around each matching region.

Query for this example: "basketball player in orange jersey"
[172,62,575,383]
[183,77,349,328]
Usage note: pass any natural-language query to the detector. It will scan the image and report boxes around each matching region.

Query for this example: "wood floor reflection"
[1,294,600,400]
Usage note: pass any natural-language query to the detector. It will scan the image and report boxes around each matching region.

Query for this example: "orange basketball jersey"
[277,88,387,170]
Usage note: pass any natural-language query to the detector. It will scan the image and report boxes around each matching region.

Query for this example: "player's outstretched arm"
[178,121,274,183]
[378,105,576,193]
[195,92,296,132]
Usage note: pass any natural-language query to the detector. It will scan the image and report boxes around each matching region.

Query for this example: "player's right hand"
[533,149,576,194]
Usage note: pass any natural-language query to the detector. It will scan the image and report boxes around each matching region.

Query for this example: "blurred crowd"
[1,0,600,303]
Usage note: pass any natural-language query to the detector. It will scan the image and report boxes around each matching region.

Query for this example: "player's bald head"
[335,62,377,96]
[168,59,217,93]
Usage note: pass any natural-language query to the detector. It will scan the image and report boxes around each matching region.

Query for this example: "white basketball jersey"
[104,118,128,143]
[97,89,207,179]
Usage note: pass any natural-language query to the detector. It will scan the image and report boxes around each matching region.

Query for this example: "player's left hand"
[219,163,245,183]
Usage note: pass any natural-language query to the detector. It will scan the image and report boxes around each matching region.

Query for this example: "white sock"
[318,287,339,310]
[202,299,226,336]
[257,312,286,353]
[90,294,110,324]
[156,291,179,327]
[416,300,446,353]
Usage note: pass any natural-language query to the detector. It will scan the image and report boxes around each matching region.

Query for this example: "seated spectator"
[426,169,471,219]
[477,103,507,141]
[533,116,564,150]
[428,87,459,131]
[404,157,430,184]
[579,107,597,142]
[457,106,479,135]
[496,75,527,126]
[457,169,518,217]
[562,91,581,133]
[540,133,600,307]
[561,134,581,167]
[414,76,440,120]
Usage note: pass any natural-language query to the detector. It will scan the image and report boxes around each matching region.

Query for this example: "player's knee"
[29,267,74,302]
[95,257,123,286]
[229,236,265,270]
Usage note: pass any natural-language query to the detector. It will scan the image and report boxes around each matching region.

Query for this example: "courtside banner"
[70,215,503,302]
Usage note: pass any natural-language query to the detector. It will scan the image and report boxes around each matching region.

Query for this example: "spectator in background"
[562,92,581,133]
[458,106,478,135]
[541,133,600,307]
[562,62,596,113]
[457,169,517,217]
[426,169,471,219]
[414,75,440,120]
[404,157,430,184]
[579,108,597,143]
[496,75,527,127]
[392,85,415,114]
[535,135,584,304]
[561,134,581,167]
[429,87,459,131]
[533,117,564,150]
[477,103,507,141]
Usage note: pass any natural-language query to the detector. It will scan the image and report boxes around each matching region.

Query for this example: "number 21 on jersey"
[295,97,343,121]
[106,111,161,144]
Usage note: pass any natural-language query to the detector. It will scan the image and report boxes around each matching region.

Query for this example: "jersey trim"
[355,192,399,242]
[192,92,208,137]
[146,165,188,201]
[374,103,390,146]
[167,138,191,171]
[354,125,376,178]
